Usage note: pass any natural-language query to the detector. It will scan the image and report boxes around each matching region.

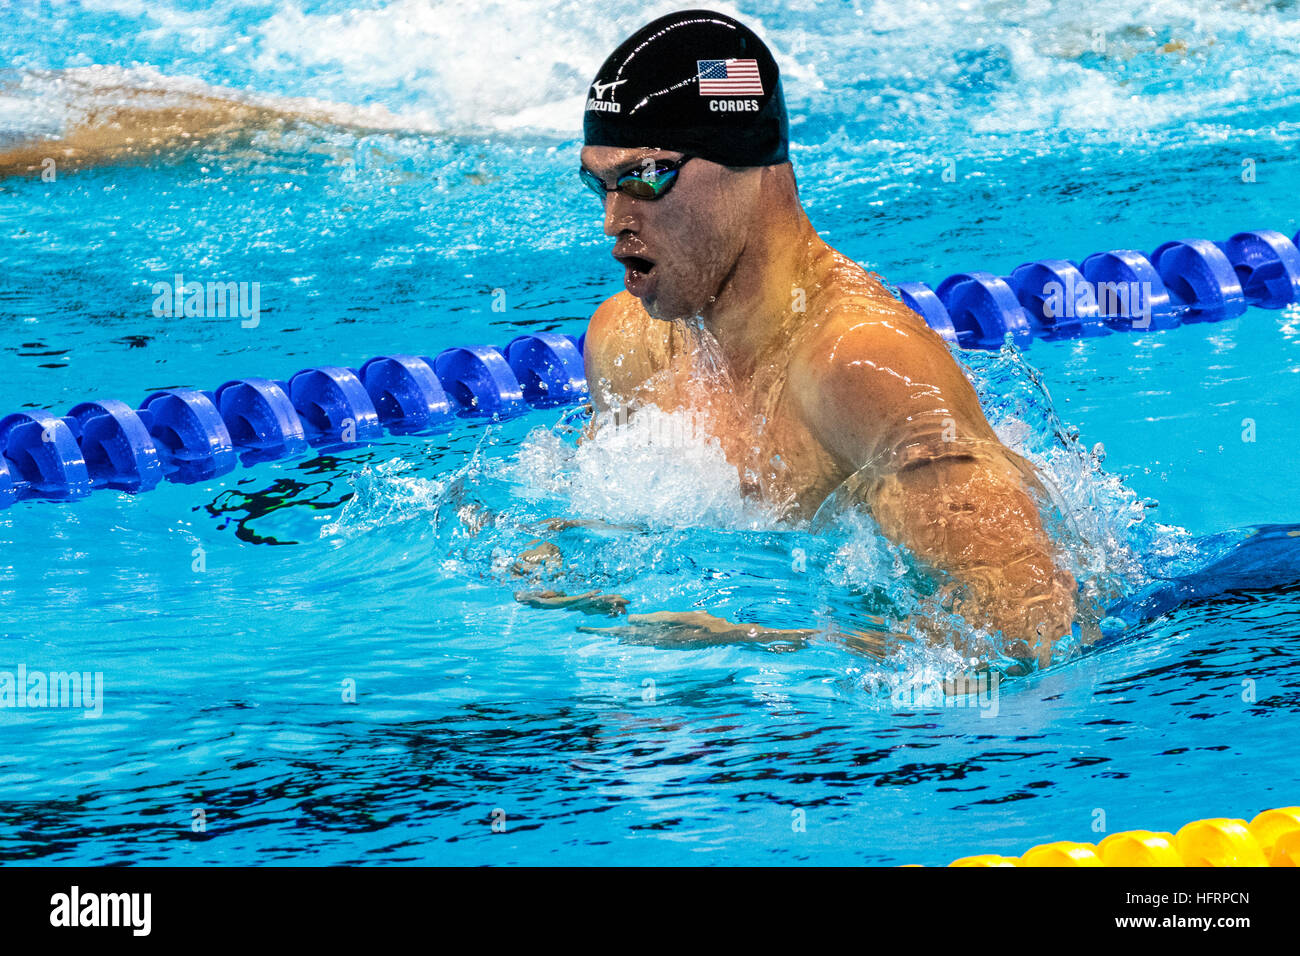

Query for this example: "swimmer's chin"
[616,284,704,323]
[623,289,668,321]
[637,294,706,323]
[645,303,697,323]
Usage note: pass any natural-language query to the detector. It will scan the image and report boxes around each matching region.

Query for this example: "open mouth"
[613,248,658,296]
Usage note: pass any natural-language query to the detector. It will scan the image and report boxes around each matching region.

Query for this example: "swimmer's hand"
[514,589,629,616]
[508,521,644,578]
[508,540,563,577]
[577,610,815,650]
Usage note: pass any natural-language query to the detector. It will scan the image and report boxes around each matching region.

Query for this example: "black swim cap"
[583,9,789,168]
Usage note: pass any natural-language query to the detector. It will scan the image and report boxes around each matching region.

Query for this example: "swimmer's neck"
[688,184,824,381]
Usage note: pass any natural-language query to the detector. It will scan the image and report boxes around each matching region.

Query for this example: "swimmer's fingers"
[514,589,629,616]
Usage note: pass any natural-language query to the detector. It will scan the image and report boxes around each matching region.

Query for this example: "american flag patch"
[697,59,764,96]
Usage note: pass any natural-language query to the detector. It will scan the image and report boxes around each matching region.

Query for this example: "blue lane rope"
[3,228,1299,509]
[0,332,588,508]
[898,228,1300,348]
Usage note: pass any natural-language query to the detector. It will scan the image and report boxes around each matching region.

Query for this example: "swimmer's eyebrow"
[583,151,683,179]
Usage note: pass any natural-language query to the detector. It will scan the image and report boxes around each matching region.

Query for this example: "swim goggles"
[578,155,695,201]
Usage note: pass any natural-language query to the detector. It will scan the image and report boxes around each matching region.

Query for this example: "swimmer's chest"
[637,334,845,517]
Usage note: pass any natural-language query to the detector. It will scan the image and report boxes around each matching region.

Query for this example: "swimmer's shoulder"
[582,291,667,408]
[791,250,949,378]
[814,248,936,333]
[786,251,983,466]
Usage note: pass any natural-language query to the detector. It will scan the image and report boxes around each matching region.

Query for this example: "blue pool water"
[1,1,1299,865]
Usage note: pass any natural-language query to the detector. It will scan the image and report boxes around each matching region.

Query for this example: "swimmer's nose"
[602,191,641,236]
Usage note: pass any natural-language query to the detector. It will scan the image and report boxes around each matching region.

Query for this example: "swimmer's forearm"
[947,553,1077,659]
[869,458,1077,661]
[0,83,397,178]
[0,96,277,176]
[575,609,819,648]
[514,589,629,615]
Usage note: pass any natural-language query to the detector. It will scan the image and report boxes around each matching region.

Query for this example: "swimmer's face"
[580,145,759,321]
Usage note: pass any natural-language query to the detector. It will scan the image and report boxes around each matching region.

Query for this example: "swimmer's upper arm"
[793,302,996,474]
[795,303,1076,659]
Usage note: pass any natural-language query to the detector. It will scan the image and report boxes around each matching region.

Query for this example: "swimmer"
[2,18,1080,668]
[0,70,402,177]
[550,10,1079,667]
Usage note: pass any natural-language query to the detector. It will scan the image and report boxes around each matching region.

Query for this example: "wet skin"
[569,146,1079,666]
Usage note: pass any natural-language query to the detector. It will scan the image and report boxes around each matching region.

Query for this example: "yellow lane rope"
[936,807,1300,867]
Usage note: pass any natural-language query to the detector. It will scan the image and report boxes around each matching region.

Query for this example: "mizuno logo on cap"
[591,80,627,100]
[587,79,626,112]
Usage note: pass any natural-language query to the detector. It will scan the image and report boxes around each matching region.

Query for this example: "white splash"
[506,405,782,530]
[319,458,452,537]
